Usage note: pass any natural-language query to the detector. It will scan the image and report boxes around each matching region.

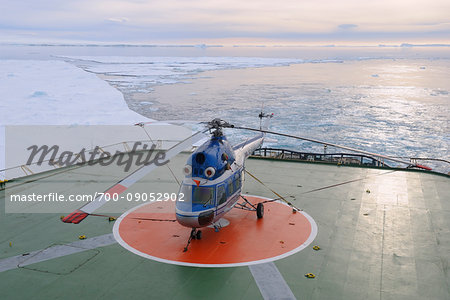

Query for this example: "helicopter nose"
[198,210,214,226]
[176,210,215,228]
[176,214,198,228]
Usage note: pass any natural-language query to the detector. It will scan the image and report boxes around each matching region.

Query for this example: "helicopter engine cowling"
[185,135,235,180]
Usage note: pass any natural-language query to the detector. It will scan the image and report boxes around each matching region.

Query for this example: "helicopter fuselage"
[175,132,264,228]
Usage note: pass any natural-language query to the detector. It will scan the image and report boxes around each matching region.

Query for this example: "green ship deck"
[1,153,449,300]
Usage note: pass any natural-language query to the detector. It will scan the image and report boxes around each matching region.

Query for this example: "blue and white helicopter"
[62,112,278,251]
[175,115,273,250]
[62,111,430,251]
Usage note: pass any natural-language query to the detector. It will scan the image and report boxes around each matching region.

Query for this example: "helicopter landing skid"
[183,228,202,252]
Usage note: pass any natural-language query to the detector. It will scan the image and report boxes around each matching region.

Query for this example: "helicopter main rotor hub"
[207,118,234,137]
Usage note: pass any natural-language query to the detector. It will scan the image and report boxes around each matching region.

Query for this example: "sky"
[1,0,449,45]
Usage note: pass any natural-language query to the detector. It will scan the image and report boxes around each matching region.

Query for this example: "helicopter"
[62,112,431,251]
[62,112,276,251]
[174,114,273,250]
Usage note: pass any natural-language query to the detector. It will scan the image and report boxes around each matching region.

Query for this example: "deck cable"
[244,169,303,212]
[300,170,397,195]
[88,213,176,222]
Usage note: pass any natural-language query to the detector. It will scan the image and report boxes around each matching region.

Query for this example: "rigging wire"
[300,170,397,195]
[245,168,398,210]
[244,169,302,211]
[89,213,176,222]
[137,124,181,186]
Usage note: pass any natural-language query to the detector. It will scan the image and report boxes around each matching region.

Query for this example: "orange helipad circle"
[113,195,317,267]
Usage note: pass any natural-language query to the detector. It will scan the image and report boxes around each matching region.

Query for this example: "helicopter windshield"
[179,184,192,202]
[178,184,215,207]
[193,186,215,206]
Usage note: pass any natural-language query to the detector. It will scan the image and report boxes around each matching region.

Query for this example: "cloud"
[1,0,449,43]
[338,24,358,30]
[106,17,129,23]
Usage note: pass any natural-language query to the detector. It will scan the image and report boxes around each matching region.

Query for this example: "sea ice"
[0,60,149,125]
[0,60,198,180]
[58,56,309,93]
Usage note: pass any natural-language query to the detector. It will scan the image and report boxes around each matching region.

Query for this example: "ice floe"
[0,60,153,178]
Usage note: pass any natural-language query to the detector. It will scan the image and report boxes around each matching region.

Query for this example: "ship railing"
[392,156,450,166]
[251,147,389,167]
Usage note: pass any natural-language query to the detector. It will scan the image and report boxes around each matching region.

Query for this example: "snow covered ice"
[0,60,152,178]
[0,60,149,125]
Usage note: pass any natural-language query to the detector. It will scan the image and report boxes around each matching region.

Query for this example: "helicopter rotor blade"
[62,129,208,223]
[233,126,425,169]
[135,120,203,127]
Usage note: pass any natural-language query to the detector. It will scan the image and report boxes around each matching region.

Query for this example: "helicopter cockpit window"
[179,184,192,199]
[217,184,227,205]
[176,184,193,210]
[192,186,215,206]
